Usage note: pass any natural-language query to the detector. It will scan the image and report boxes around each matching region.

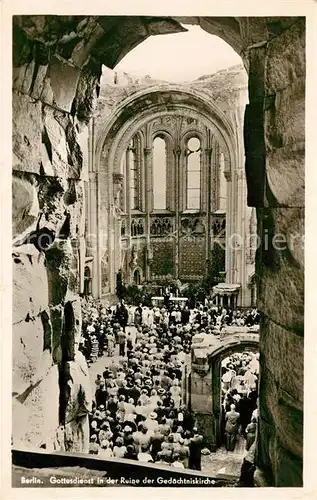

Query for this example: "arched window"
[153,136,167,210]
[129,135,140,210]
[186,137,201,210]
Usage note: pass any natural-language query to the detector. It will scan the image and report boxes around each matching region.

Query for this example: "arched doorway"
[133,268,141,285]
[219,348,259,451]
[190,333,259,451]
[12,15,305,486]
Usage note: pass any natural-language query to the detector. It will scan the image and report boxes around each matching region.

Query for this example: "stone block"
[45,239,73,306]
[12,176,39,241]
[12,316,46,395]
[257,417,274,474]
[50,304,64,363]
[266,143,305,207]
[194,413,217,451]
[31,64,49,100]
[12,92,42,174]
[66,122,83,179]
[45,55,81,112]
[71,58,101,123]
[63,294,82,349]
[266,19,305,92]
[259,339,303,460]
[61,356,92,452]
[65,415,90,454]
[43,106,69,178]
[257,208,304,332]
[71,21,104,68]
[260,317,303,405]
[65,358,92,423]
[12,60,36,94]
[13,245,49,324]
[265,77,305,153]
[190,372,212,413]
[270,434,303,487]
[12,365,60,451]
[238,17,268,48]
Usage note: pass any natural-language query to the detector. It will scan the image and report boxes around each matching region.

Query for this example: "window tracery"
[186,136,201,210]
[153,136,167,210]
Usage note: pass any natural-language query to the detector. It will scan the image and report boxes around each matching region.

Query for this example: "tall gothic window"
[153,136,167,210]
[129,135,139,210]
[186,137,201,210]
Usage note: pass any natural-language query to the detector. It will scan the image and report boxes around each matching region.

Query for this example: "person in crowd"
[83,294,260,469]
[225,404,240,452]
[237,441,256,487]
[245,417,257,451]
[116,299,129,332]
[188,428,203,470]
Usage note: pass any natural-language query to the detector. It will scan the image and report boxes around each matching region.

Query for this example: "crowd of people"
[79,296,260,364]
[79,295,260,475]
[221,351,259,453]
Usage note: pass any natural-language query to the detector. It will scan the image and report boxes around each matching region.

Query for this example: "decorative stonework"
[150,217,173,236]
[131,218,145,237]
[180,216,205,237]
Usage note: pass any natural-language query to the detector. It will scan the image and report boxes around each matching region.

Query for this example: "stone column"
[224,168,233,283]
[144,147,152,280]
[174,148,181,279]
[126,146,132,284]
[205,147,213,277]
[88,171,100,298]
[235,168,246,305]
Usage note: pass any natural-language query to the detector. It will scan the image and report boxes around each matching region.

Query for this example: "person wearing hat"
[124,398,136,422]
[129,382,141,405]
[144,412,158,433]
[172,453,185,469]
[138,443,153,463]
[98,439,113,458]
[113,437,127,458]
[95,383,107,408]
[188,428,203,470]
[124,443,138,461]
[89,435,99,455]
[149,427,164,462]
[154,400,165,423]
[170,379,181,409]
[156,451,170,466]
[99,422,113,444]
[117,327,127,357]
[174,437,189,468]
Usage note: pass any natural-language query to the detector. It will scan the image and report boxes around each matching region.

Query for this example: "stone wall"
[12,17,100,452]
[12,16,305,486]
[252,19,305,487]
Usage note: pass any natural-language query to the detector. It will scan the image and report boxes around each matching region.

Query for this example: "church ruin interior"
[11,15,305,487]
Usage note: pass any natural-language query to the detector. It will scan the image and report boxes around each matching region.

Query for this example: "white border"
[1,1,317,499]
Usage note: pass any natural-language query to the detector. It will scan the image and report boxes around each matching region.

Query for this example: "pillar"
[144,147,152,281]
[174,148,181,279]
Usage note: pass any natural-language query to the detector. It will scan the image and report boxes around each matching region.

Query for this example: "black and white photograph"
[2,0,316,495]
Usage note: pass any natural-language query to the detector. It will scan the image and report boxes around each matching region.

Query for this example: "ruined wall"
[12,16,305,487]
[12,17,99,452]
[240,18,305,487]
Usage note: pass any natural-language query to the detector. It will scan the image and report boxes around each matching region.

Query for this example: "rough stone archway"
[92,85,241,296]
[12,15,305,486]
[190,333,259,451]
